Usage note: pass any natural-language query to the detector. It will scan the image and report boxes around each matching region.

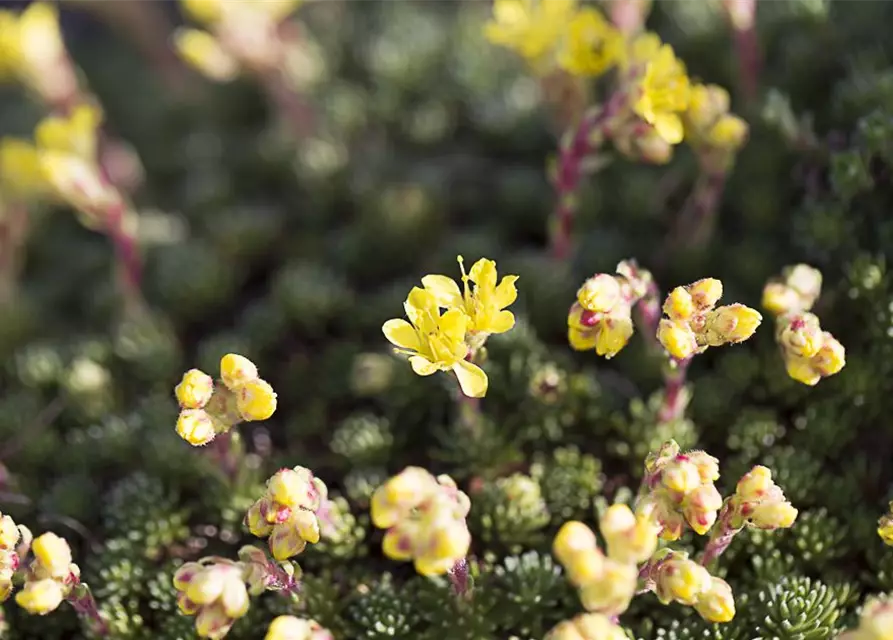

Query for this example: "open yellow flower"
[557,7,623,77]
[633,44,691,144]
[485,0,578,72]
[383,287,488,398]
[421,256,518,337]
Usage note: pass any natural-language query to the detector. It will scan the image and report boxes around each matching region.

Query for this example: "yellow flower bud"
[595,314,634,359]
[600,504,659,565]
[175,368,214,409]
[661,459,701,495]
[547,613,628,640]
[785,264,822,304]
[688,278,723,310]
[778,313,824,358]
[32,532,72,579]
[236,378,278,421]
[553,521,598,567]
[15,578,63,615]
[268,468,310,509]
[564,548,605,587]
[657,319,698,360]
[682,484,723,535]
[735,465,772,500]
[705,304,762,345]
[219,353,259,390]
[663,286,695,321]
[686,451,720,483]
[0,515,20,550]
[577,558,637,615]
[879,509,893,546]
[414,523,471,576]
[655,556,712,606]
[176,409,216,446]
[265,615,325,640]
[813,334,845,377]
[577,274,622,313]
[694,576,736,623]
[750,501,798,530]
[784,354,821,386]
[762,282,799,316]
[382,528,415,561]
[708,114,748,149]
[173,28,239,83]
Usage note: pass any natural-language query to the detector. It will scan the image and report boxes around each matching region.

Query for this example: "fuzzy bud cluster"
[725,465,798,531]
[637,440,723,540]
[245,466,328,561]
[684,83,749,152]
[370,467,471,576]
[648,549,735,623]
[762,264,845,386]
[838,595,893,640]
[568,264,648,359]
[173,557,251,639]
[265,615,334,640]
[657,278,762,361]
[545,612,627,640]
[174,353,278,446]
[16,532,78,616]
[553,505,659,617]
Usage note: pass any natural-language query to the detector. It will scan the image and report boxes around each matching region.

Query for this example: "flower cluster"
[657,278,762,361]
[637,440,723,540]
[245,466,328,561]
[265,615,334,640]
[0,2,80,109]
[174,353,278,446]
[646,549,735,623]
[173,557,251,639]
[370,467,472,576]
[383,256,518,398]
[14,531,87,618]
[175,0,303,82]
[838,595,893,640]
[552,505,659,617]
[545,612,627,640]
[723,465,799,532]
[684,83,749,154]
[762,264,846,386]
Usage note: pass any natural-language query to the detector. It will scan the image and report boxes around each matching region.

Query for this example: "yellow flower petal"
[409,356,439,376]
[493,275,519,309]
[420,274,463,308]
[18,2,64,68]
[438,308,468,344]
[180,0,225,25]
[652,113,684,145]
[173,28,239,83]
[453,359,488,398]
[468,258,497,288]
[568,327,598,351]
[489,309,515,334]
[382,319,420,352]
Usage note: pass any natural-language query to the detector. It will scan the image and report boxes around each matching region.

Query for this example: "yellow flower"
[633,44,691,144]
[174,559,250,639]
[422,256,518,336]
[484,0,578,72]
[235,378,277,421]
[577,558,637,614]
[557,7,622,77]
[778,313,824,358]
[663,286,694,321]
[383,287,488,398]
[31,532,72,579]
[704,303,763,346]
[813,334,845,377]
[0,515,19,550]
[623,31,661,71]
[654,553,712,606]
[15,578,63,615]
[546,613,628,640]
[36,103,101,161]
[577,273,622,313]
[0,138,50,201]
[266,616,331,640]
[174,28,239,82]
[413,520,472,576]
[176,409,216,446]
[175,369,215,409]
[657,318,698,360]
[695,577,736,623]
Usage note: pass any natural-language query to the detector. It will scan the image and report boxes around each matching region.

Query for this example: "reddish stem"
[699,507,740,567]
[551,93,625,261]
[724,0,760,103]
[68,584,109,637]
[657,358,690,424]
[448,558,471,599]
[104,198,142,306]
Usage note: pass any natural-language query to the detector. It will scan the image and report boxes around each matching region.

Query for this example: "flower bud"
[600,503,659,564]
[553,521,598,566]
[268,468,316,510]
[546,613,628,640]
[813,334,845,377]
[15,578,63,615]
[762,282,799,316]
[750,500,798,530]
[686,451,720,483]
[236,378,278,421]
[879,507,893,546]
[219,353,259,390]
[31,532,72,579]
[785,264,822,305]
[688,278,723,310]
[705,304,762,345]
[778,313,824,358]
[175,369,214,409]
[595,314,634,359]
[687,84,731,132]
[660,459,701,495]
[694,576,736,622]
[663,286,694,321]
[682,484,723,535]
[784,355,820,386]
[265,616,333,640]
[708,114,748,150]
[0,515,20,550]
[657,319,698,360]
[654,555,712,606]
[735,465,773,500]
[577,274,622,313]
[577,558,637,615]
[176,409,216,446]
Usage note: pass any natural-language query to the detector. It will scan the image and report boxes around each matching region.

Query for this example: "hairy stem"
[550,93,625,261]
[657,357,690,424]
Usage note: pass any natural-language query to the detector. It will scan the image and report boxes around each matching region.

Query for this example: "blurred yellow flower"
[558,7,623,77]
[485,0,578,72]
[633,44,691,144]
[0,138,50,202]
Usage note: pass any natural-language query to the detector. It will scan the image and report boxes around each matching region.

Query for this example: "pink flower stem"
[68,583,109,637]
[448,557,471,599]
[657,357,690,424]
[102,197,144,315]
[550,93,625,261]
[723,0,760,103]
[699,505,741,567]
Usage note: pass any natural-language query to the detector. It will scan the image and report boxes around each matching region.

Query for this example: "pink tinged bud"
[175,369,215,409]
[688,278,723,310]
[270,525,308,561]
[186,569,227,605]
[663,286,695,321]
[660,459,701,495]
[657,319,698,360]
[245,500,274,538]
[694,576,736,623]
[176,409,216,446]
[577,274,622,313]
[173,562,201,590]
[291,509,321,545]
[706,304,762,345]
[580,310,600,327]
[735,465,773,500]
[657,558,712,606]
[813,333,845,377]
[195,602,237,639]
[779,313,824,358]
[686,451,720,483]
[220,578,250,618]
[268,468,312,509]
[683,485,723,535]
[785,264,822,304]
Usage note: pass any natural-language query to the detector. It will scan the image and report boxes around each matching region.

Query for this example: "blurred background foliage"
[2,0,893,637]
